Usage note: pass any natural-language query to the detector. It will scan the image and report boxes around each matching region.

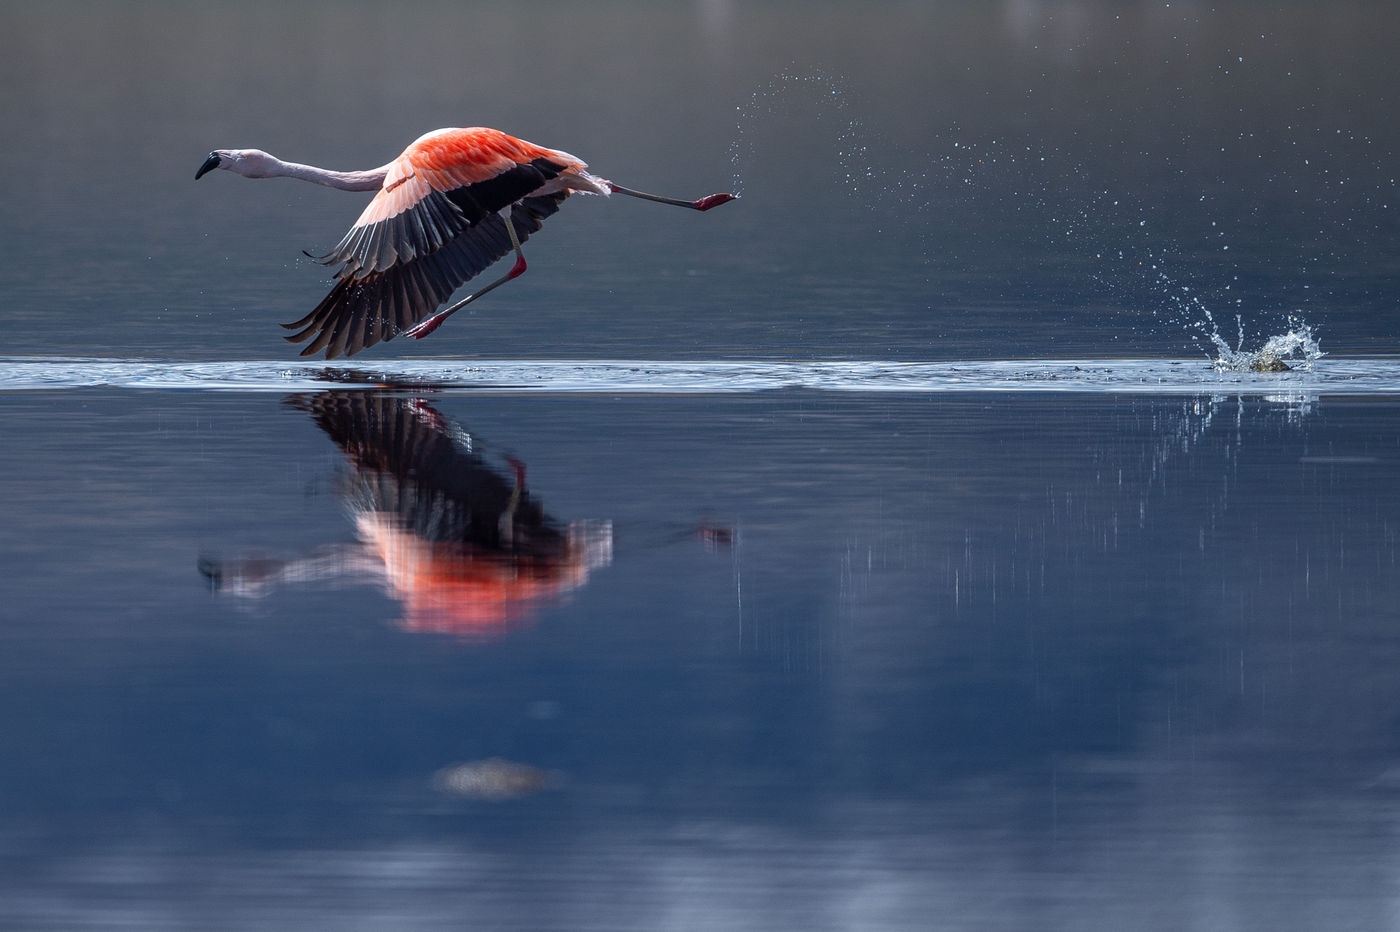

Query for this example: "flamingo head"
[195,149,281,180]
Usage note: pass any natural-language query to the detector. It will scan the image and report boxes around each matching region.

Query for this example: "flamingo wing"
[286,392,562,552]
[287,130,587,359]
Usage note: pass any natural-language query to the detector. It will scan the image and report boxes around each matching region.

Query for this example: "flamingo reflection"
[200,392,612,638]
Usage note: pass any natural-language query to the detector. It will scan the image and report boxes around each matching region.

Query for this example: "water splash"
[1083,209,1334,371]
[1200,313,1325,373]
[728,64,1390,364]
[1138,254,1327,369]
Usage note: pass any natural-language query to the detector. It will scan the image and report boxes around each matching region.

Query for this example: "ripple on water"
[0,356,1396,396]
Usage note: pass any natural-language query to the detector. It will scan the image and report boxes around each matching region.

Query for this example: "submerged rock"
[1249,350,1292,372]
[433,758,560,800]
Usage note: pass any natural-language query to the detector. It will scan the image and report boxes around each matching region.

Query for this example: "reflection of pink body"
[201,393,613,639]
[356,513,612,637]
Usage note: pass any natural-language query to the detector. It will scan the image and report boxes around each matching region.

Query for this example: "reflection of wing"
[286,391,565,556]
[205,392,610,639]
[283,391,612,638]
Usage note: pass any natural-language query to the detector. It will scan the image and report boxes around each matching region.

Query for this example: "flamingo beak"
[195,152,222,180]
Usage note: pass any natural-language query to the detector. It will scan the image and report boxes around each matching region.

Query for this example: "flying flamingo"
[196,127,735,359]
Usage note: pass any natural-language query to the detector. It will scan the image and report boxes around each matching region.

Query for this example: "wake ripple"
[0,356,1397,396]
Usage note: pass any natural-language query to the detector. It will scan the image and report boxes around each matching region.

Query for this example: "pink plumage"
[196,127,735,359]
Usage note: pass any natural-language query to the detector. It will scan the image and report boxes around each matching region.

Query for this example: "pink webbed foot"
[693,193,737,211]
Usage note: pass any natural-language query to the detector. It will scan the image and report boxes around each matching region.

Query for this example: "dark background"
[1,1,1396,360]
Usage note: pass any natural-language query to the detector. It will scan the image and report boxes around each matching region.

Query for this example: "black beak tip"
[195,152,221,180]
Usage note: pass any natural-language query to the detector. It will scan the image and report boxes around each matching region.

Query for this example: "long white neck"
[270,158,389,192]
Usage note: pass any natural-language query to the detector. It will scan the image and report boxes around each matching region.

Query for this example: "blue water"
[4,380,1400,929]
[3,2,1400,929]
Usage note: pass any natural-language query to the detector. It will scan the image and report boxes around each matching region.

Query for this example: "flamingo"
[195,127,735,359]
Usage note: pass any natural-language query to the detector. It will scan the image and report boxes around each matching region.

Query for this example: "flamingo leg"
[403,211,529,341]
[608,182,736,212]
[498,457,527,547]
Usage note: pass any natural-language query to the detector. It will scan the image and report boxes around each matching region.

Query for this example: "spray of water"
[729,69,1340,367]
[1204,314,1325,372]
[726,66,1032,295]
[729,68,894,208]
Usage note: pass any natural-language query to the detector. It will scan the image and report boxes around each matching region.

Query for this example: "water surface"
[1,2,1398,929]
[2,355,1397,395]
[2,385,1399,930]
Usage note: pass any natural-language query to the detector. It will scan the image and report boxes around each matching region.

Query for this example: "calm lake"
[1,2,1399,929]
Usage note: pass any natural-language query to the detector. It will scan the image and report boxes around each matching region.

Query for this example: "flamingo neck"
[272,158,389,192]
